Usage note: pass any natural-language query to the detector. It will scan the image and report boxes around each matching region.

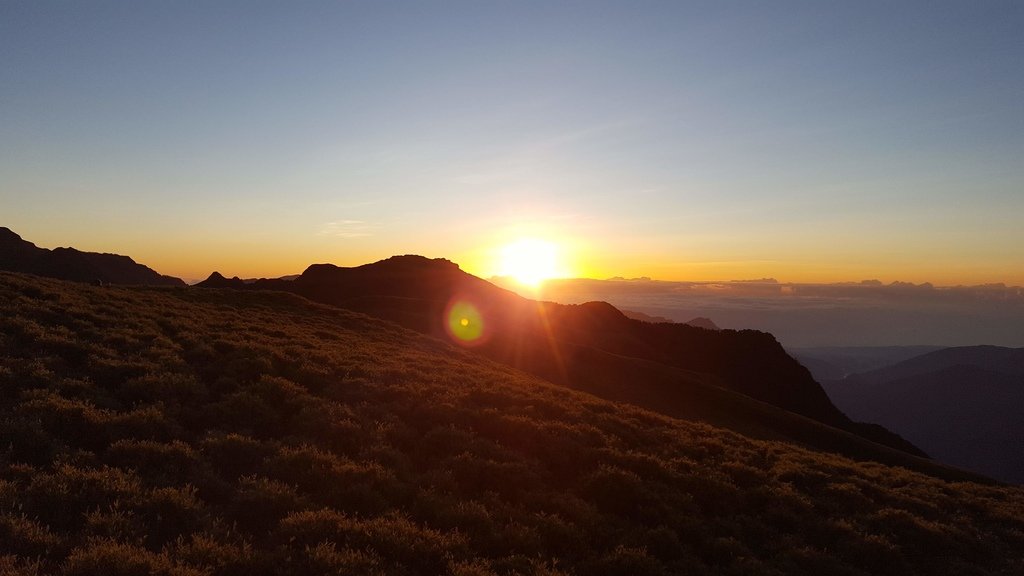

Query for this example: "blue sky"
[2,1,1022,283]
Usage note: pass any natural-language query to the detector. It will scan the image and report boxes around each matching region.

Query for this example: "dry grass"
[0,272,1022,575]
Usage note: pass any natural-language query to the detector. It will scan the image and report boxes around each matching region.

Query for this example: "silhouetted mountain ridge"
[0,227,184,286]
[200,255,926,460]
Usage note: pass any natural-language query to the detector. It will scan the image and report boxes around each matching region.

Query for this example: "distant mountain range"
[790,346,946,382]
[620,309,720,329]
[822,346,1024,484]
[197,256,946,472]
[0,227,184,286]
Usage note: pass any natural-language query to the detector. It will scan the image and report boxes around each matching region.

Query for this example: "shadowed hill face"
[824,346,1024,484]
[200,256,924,458]
[0,227,185,287]
[1,271,1022,575]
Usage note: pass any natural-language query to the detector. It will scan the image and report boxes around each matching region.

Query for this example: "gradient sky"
[2,1,1022,284]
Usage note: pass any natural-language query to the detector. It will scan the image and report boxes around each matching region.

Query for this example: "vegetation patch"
[0,272,1022,575]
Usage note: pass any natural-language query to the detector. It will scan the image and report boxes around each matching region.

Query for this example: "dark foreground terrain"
[1,272,1022,575]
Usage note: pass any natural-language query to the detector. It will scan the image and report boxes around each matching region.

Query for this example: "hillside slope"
[790,346,946,382]
[824,346,1024,484]
[198,256,922,457]
[1,272,1022,575]
[0,227,184,287]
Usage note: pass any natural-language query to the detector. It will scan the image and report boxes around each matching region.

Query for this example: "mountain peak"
[0,226,40,249]
[574,300,629,324]
[196,271,248,289]
[0,226,24,242]
[686,317,721,330]
[373,254,461,271]
[0,227,185,286]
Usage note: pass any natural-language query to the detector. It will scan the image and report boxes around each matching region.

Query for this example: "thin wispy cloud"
[318,220,375,238]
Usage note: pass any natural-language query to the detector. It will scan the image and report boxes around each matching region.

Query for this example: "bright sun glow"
[499,238,561,287]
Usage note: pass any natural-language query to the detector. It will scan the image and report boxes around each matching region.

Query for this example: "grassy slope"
[531,342,982,482]
[206,258,935,463]
[0,272,1022,576]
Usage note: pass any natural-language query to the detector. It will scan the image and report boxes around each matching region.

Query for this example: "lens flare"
[445,299,486,346]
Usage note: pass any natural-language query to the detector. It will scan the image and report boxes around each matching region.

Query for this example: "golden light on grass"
[498,238,562,287]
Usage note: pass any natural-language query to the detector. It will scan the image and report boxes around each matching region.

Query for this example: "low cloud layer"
[501,278,1024,348]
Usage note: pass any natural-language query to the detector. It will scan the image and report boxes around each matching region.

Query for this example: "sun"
[498,238,561,287]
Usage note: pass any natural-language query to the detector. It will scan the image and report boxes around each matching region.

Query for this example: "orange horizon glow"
[147,252,1023,289]
[11,224,1021,288]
